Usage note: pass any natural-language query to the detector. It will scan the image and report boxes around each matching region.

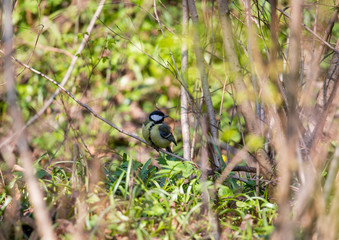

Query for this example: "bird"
[142,110,177,153]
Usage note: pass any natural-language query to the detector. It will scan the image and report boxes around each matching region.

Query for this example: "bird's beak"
[164,115,169,118]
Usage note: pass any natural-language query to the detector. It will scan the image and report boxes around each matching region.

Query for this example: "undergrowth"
[1,153,276,239]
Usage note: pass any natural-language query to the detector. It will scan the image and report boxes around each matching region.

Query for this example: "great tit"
[142,110,177,153]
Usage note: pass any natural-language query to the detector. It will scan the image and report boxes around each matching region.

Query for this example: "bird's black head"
[149,110,168,123]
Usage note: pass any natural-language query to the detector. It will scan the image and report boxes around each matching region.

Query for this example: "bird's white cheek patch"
[151,115,163,122]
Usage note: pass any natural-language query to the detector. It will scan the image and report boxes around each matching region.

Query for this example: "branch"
[180,0,191,161]
[0,0,107,149]
[308,38,339,151]
[1,50,264,176]
[272,1,303,239]
[98,18,174,76]
[187,0,220,168]
[2,0,56,238]
[152,0,195,105]
[0,52,190,163]
[216,0,259,135]
[277,6,339,54]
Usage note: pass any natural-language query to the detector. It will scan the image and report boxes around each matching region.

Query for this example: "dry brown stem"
[187,0,220,168]
[271,0,303,239]
[2,0,56,238]
[0,0,108,150]
[217,0,259,135]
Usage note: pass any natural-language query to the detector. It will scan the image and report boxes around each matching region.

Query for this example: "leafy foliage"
[1,0,337,239]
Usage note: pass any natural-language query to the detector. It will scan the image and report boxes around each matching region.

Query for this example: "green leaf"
[218,185,233,198]
[245,134,264,152]
[145,205,165,216]
[222,129,241,142]
[86,193,100,204]
[236,201,247,208]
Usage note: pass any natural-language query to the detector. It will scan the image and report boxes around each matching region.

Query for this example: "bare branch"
[180,0,191,161]
[308,39,339,152]
[271,1,303,239]
[187,0,220,168]
[1,0,56,238]
[277,6,339,54]
[0,52,190,163]
[216,0,259,135]
[0,0,107,149]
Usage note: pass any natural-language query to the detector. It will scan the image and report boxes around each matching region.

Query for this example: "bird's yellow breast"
[142,121,152,145]
[142,121,171,148]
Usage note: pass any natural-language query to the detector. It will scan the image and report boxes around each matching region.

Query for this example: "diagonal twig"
[277,7,339,54]
[0,51,191,163]
[2,0,56,238]
[0,0,107,149]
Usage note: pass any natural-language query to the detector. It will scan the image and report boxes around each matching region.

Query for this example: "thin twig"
[243,0,262,196]
[217,0,259,135]
[98,18,175,76]
[0,52,191,163]
[271,1,303,238]
[152,0,195,105]
[0,0,107,149]
[277,7,339,54]
[2,0,56,238]
[187,0,220,168]
[215,146,250,187]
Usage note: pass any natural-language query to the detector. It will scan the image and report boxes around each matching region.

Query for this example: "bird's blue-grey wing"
[159,124,177,145]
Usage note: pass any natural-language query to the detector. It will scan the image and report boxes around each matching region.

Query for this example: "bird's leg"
[153,146,160,152]
[166,147,173,153]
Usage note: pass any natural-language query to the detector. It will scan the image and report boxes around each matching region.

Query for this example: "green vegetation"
[1,153,276,238]
[1,0,338,239]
